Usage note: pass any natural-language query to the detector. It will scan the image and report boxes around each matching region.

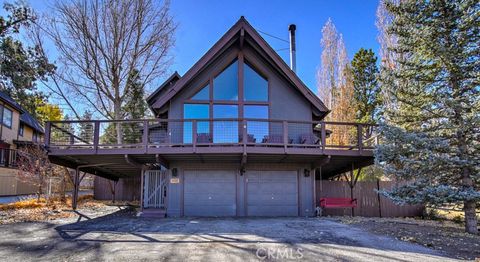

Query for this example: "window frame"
[182,53,270,142]
[19,123,24,136]
[2,107,13,129]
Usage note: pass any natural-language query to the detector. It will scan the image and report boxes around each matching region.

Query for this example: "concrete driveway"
[0,208,456,261]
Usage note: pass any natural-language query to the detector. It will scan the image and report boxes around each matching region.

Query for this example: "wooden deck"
[45,119,377,179]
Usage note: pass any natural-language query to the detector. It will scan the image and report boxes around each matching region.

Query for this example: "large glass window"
[213,61,238,100]
[2,108,12,129]
[183,58,271,144]
[244,63,268,101]
[245,105,268,143]
[213,105,238,143]
[191,84,209,100]
[183,104,209,143]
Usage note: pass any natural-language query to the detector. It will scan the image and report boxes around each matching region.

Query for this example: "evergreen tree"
[123,69,148,120]
[351,48,380,124]
[376,0,479,234]
[0,2,55,116]
[78,111,93,143]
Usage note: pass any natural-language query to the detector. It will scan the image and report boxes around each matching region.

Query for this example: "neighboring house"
[0,90,44,196]
[46,17,377,217]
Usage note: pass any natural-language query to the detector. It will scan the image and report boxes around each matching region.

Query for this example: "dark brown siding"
[94,175,141,201]
[316,181,424,217]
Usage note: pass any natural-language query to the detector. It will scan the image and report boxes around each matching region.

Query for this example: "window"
[2,108,12,129]
[183,57,270,144]
[213,61,238,100]
[183,104,209,143]
[191,84,209,100]
[33,131,38,143]
[19,123,24,136]
[244,63,268,101]
[213,105,238,143]
[245,105,269,143]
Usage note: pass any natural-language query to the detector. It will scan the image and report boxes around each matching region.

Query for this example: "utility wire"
[275,47,290,52]
[257,29,289,43]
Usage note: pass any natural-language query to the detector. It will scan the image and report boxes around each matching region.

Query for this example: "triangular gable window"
[244,63,268,101]
[213,60,238,101]
[190,84,209,100]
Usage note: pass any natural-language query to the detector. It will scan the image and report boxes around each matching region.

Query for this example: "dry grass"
[0,195,113,224]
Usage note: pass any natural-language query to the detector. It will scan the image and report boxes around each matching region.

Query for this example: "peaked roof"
[0,90,24,113]
[20,111,44,133]
[0,90,44,133]
[150,17,329,116]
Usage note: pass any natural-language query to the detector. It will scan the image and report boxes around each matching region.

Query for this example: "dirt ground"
[339,216,480,260]
[0,203,459,262]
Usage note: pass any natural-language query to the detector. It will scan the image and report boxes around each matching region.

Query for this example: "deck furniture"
[299,133,320,145]
[319,198,357,216]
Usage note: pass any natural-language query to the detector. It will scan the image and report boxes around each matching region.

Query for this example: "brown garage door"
[184,170,236,216]
[246,170,298,216]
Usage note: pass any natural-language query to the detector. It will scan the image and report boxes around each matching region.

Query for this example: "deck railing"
[0,148,18,168]
[45,119,378,153]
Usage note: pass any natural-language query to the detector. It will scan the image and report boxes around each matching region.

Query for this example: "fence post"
[377,179,382,218]
[283,121,288,151]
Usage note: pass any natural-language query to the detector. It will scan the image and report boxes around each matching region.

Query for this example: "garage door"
[247,170,298,216]
[184,170,236,216]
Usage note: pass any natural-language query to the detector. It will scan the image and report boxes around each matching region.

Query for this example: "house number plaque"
[170,178,180,184]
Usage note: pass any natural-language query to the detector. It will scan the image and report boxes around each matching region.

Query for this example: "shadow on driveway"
[0,207,455,261]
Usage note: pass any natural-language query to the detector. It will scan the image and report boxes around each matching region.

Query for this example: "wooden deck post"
[357,124,363,153]
[93,121,100,153]
[140,168,145,212]
[321,122,326,153]
[44,122,51,147]
[143,120,149,153]
[72,168,80,210]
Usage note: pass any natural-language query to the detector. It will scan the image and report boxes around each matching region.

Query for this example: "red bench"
[317,198,357,216]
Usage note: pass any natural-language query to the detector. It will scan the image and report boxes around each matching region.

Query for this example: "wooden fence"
[316,180,424,217]
[0,170,37,196]
[94,175,141,201]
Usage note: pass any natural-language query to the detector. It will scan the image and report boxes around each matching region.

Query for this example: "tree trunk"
[114,100,123,144]
[464,200,478,234]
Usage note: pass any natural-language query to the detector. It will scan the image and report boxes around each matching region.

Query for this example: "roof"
[149,17,329,117]
[0,90,44,133]
[20,111,44,133]
[0,90,24,113]
[147,72,181,114]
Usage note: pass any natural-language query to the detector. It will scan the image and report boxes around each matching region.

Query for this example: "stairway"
[140,208,167,218]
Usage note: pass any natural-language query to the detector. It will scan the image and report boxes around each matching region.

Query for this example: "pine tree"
[78,111,93,143]
[123,69,148,120]
[351,48,380,124]
[376,0,480,234]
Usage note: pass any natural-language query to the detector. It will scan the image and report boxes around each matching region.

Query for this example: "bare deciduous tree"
[41,0,175,123]
[317,19,355,146]
[16,146,54,202]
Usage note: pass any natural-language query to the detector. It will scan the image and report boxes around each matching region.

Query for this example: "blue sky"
[169,0,380,90]
[3,0,380,94]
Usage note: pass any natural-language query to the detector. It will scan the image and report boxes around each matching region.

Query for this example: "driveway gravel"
[0,207,457,261]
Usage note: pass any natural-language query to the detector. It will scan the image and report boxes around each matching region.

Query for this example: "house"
[46,17,376,217]
[0,90,44,196]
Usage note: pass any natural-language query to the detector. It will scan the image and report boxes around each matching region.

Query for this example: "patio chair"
[299,133,320,145]
[196,133,212,143]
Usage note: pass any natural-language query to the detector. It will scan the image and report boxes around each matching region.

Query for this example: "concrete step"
[140,208,166,218]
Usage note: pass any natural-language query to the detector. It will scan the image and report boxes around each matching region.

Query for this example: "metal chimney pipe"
[288,24,297,72]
